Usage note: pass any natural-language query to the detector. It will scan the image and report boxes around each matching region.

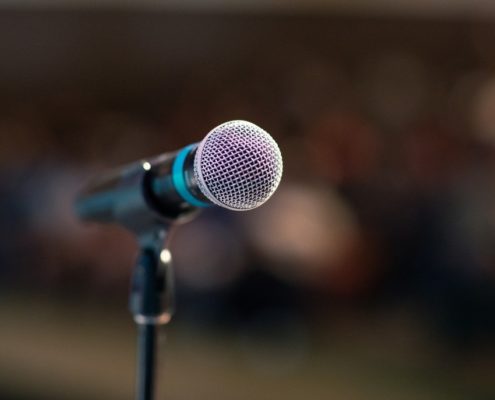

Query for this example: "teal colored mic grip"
[171,144,211,208]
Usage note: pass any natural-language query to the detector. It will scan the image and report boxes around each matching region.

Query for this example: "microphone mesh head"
[194,120,283,211]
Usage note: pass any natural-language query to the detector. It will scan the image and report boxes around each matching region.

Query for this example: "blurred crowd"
[0,12,494,367]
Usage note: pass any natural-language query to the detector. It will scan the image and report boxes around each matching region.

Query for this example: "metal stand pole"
[136,324,157,400]
[129,230,174,400]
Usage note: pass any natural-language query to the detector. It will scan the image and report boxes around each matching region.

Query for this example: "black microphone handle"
[75,147,209,230]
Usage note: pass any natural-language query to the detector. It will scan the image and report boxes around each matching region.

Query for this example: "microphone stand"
[78,159,194,400]
[129,227,174,400]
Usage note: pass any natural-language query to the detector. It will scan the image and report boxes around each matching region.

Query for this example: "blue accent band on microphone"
[172,144,211,208]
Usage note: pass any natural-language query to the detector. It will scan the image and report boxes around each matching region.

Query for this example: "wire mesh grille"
[194,120,283,211]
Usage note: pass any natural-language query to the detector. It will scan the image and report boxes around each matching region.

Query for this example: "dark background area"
[0,6,495,400]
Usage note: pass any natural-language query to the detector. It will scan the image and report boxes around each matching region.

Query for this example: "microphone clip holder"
[130,228,174,326]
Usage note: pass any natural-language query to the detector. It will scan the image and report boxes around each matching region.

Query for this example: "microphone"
[75,120,283,231]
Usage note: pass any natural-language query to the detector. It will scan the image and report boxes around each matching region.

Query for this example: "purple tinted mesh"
[194,120,283,210]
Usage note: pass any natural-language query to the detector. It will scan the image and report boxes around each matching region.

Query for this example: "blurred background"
[1,1,495,399]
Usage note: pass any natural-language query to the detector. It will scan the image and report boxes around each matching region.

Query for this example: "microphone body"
[75,145,204,231]
[75,120,283,232]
